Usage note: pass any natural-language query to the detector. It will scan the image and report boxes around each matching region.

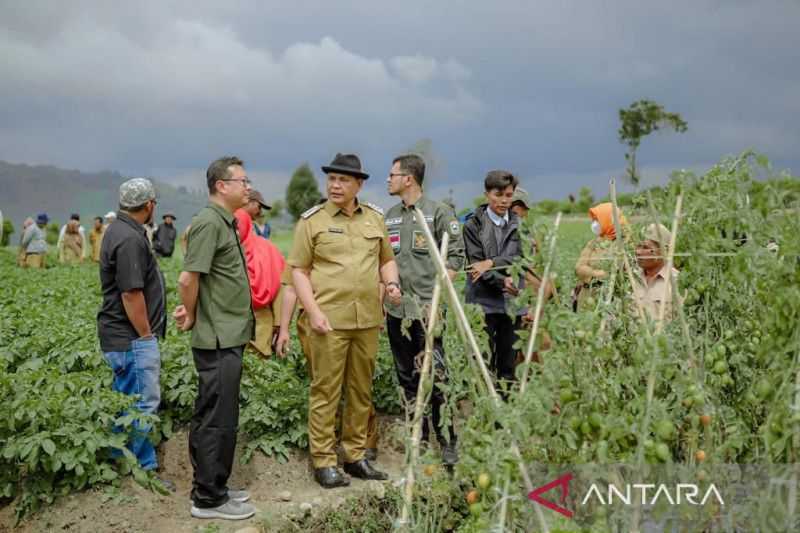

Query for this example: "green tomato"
[655,442,671,462]
[656,420,675,441]
[568,416,582,432]
[756,379,772,399]
[715,344,727,357]
[589,412,603,429]
[580,421,592,436]
[713,360,728,375]
[596,440,609,462]
[560,389,576,403]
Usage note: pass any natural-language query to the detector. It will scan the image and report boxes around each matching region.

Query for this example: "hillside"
[0,160,206,234]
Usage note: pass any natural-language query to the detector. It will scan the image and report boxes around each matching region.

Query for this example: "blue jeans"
[103,336,161,470]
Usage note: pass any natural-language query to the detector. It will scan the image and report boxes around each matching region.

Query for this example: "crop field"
[1,153,799,532]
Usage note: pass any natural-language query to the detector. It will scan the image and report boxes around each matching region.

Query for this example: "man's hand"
[468,259,493,282]
[503,276,520,296]
[309,310,333,334]
[275,327,290,358]
[593,269,608,279]
[173,304,195,332]
[385,283,402,306]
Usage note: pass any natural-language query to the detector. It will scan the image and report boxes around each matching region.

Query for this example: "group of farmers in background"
[5,153,679,521]
[13,208,184,268]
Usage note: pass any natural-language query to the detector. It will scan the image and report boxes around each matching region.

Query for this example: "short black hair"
[484,170,518,192]
[94,216,103,223]
[206,156,244,194]
[70,213,80,221]
[392,154,425,186]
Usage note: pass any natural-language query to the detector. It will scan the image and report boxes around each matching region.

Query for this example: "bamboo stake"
[495,473,512,532]
[398,233,449,530]
[414,207,550,533]
[519,212,562,394]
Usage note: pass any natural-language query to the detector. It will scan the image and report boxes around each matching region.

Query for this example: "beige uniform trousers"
[24,254,46,269]
[306,325,380,468]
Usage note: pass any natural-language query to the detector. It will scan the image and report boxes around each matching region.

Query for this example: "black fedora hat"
[321,153,369,180]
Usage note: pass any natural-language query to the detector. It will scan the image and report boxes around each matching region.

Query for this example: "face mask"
[591,220,601,236]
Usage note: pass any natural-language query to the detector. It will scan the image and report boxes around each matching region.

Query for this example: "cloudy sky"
[1,0,798,207]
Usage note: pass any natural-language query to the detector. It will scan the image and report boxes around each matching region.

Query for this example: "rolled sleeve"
[115,239,147,292]
[287,219,313,269]
[378,221,395,266]
[183,221,216,274]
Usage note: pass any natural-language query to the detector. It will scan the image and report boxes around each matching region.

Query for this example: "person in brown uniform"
[89,216,105,263]
[288,153,401,488]
[276,251,382,460]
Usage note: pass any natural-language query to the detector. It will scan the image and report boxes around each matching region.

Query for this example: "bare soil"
[0,416,407,533]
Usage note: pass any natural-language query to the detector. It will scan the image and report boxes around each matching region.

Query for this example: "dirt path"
[1,417,407,532]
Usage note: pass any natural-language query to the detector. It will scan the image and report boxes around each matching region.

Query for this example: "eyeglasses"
[222,177,252,186]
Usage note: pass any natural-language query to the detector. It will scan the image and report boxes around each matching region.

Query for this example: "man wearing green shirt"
[384,154,465,465]
[174,156,256,521]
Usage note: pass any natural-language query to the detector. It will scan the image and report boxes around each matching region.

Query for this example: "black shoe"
[364,447,378,461]
[440,443,459,466]
[314,467,350,488]
[343,459,388,481]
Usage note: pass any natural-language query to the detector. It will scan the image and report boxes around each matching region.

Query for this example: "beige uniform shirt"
[288,200,394,330]
[632,265,680,321]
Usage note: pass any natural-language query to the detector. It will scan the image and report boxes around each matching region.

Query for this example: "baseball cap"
[249,190,271,210]
[119,178,156,209]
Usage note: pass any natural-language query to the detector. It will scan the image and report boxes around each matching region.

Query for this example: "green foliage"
[0,252,401,518]
[45,223,59,246]
[1,218,13,247]
[576,186,594,214]
[286,163,322,221]
[396,152,800,531]
[268,198,285,219]
[619,99,688,185]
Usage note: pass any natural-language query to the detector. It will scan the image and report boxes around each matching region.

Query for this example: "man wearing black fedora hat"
[289,153,402,488]
[153,213,178,258]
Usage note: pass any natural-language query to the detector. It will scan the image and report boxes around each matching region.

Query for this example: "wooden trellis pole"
[519,212,561,394]
[398,233,449,530]
[413,207,550,533]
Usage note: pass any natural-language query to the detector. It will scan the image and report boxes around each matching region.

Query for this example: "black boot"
[314,467,350,488]
[343,459,388,480]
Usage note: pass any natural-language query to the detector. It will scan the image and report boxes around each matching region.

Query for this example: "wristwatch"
[386,281,401,291]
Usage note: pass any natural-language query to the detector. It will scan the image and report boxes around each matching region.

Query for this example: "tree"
[286,163,322,221]
[576,186,594,213]
[618,99,688,185]
[269,199,285,219]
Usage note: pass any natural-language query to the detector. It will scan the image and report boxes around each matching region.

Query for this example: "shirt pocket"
[315,231,348,262]
[360,227,384,255]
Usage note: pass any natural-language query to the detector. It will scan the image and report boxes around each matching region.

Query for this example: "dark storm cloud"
[1,0,797,206]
